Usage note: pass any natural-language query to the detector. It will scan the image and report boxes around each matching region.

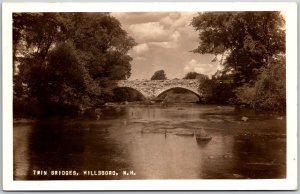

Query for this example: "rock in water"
[233,174,244,178]
[241,116,248,122]
[223,153,233,158]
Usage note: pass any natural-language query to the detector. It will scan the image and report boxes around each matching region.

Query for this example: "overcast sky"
[112,12,221,80]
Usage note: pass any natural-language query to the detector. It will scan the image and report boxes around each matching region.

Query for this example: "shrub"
[199,79,235,104]
[235,56,286,112]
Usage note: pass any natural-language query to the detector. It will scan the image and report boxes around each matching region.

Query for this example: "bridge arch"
[155,86,201,100]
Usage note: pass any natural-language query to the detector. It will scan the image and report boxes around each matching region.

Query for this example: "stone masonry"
[116,79,201,100]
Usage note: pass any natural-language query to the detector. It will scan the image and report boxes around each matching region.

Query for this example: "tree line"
[13,13,136,117]
[13,12,286,118]
[191,12,286,111]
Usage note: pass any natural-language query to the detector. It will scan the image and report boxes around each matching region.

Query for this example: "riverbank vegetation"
[13,13,136,117]
[191,12,286,112]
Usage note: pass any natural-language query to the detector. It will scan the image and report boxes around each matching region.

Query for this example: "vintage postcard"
[2,2,298,190]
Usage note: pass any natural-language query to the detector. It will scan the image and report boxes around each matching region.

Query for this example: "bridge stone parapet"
[115,79,201,100]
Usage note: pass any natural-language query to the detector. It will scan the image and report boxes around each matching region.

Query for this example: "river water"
[13,104,286,180]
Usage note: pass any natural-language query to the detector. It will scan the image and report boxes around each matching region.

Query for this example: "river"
[13,104,286,180]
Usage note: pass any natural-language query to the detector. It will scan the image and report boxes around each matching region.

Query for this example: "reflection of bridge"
[115,79,201,100]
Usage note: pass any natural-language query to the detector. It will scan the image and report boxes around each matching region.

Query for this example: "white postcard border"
[2,2,298,191]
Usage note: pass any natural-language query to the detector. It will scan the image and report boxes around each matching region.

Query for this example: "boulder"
[241,116,248,122]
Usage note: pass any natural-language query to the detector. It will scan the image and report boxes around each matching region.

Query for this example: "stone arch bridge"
[114,79,201,100]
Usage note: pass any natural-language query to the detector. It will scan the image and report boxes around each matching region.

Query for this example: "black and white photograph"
[2,2,298,191]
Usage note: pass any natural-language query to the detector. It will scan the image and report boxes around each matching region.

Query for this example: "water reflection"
[14,104,286,180]
[232,134,286,178]
[13,124,31,179]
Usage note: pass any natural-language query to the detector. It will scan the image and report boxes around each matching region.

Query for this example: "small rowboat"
[196,136,212,141]
[195,129,212,142]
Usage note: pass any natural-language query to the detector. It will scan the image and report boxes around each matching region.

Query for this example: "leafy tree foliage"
[13,13,136,117]
[13,13,64,72]
[56,13,135,81]
[192,12,286,111]
[191,12,285,85]
[199,78,235,104]
[151,70,167,80]
[112,88,144,102]
[183,72,209,81]
[235,56,286,111]
[46,43,100,105]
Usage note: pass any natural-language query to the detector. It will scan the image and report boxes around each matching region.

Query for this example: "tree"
[13,13,64,98]
[183,72,209,81]
[46,43,100,105]
[57,13,136,81]
[199,78,235,104]
[13,13,64,73]
[235,55,286,111]
[13,13,136,117]
[151,70,167,80]
[191,12,285,85]
[112,88,144,102]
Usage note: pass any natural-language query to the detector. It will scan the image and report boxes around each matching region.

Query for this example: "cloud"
[135,56,146,61]
[132,43,149,55]
[160,12,195,29]
[148,41,177,49]
[111,12,218,80]
[184,59,220,76]
[124,13,190,45]
[128,28,181,49]
[128,22,168,43]
[112,12,170,26]
[171,30,180,41]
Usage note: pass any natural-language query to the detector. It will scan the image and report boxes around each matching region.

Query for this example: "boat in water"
[195,129,212,142]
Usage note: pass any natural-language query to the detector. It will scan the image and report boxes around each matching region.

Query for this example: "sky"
[111,12,221,80]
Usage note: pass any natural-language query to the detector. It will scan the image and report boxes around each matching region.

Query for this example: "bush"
[112,88,144,102]
[199,79,235,104]
[151,70,167,80]
[13,97,39,118]
[235,56,286,112]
